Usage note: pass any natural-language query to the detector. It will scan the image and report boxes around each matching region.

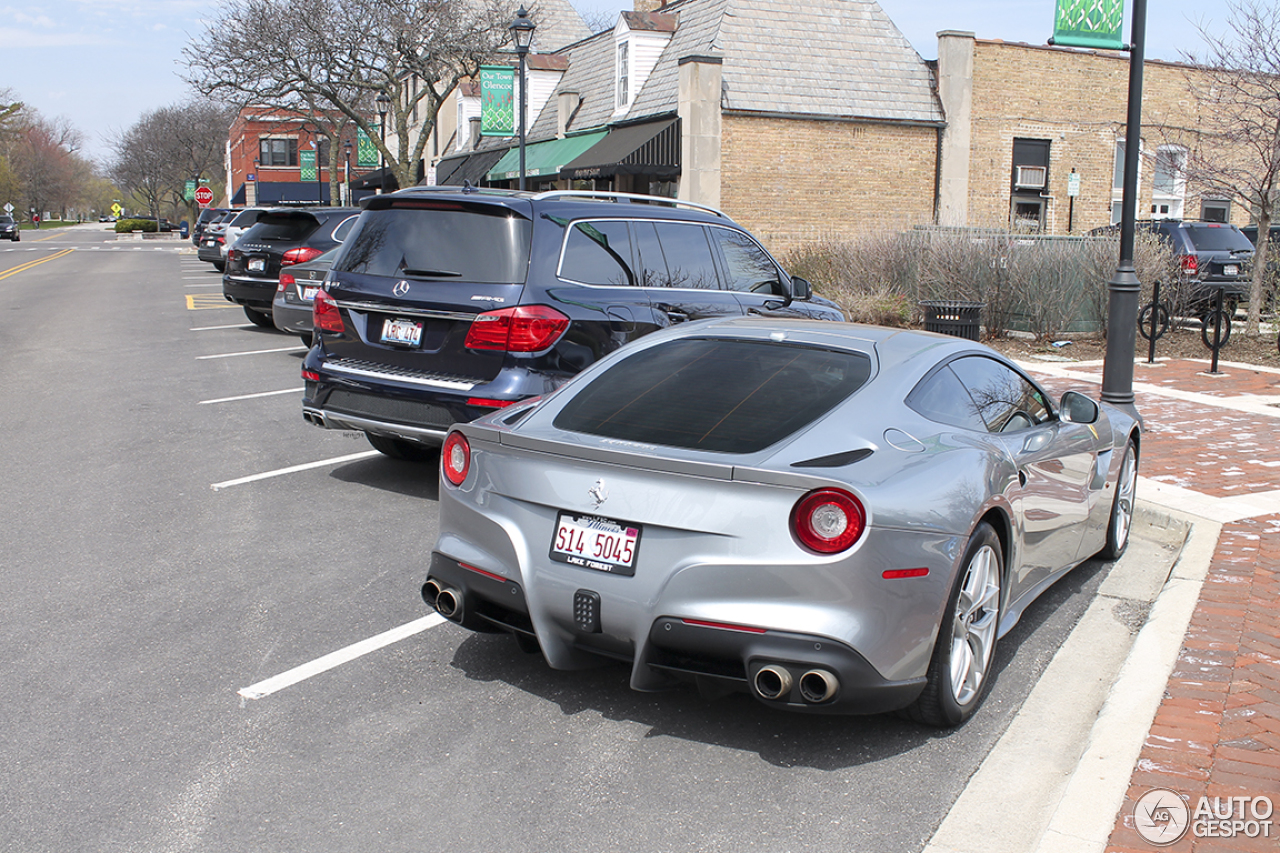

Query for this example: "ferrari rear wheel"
[1099,439,1138,560]
[905,522,1003,727]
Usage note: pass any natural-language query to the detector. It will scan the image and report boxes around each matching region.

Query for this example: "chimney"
[634,0,663,11]
[678,55,722,209]
[469,117,482,150]
[557,91,580,139]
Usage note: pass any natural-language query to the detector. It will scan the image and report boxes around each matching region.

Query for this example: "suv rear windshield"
[334,204,532,284]
[248,212,320,242]
[553,338,872,453]
[1180,224,1254,252]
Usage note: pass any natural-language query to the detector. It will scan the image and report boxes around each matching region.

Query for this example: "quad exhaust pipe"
[421,579,465,623]
[753,665,794,700]
[753,664,839,704]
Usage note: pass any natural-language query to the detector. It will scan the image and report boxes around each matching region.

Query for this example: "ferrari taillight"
[442,431,471,486]
[791,489,866,554]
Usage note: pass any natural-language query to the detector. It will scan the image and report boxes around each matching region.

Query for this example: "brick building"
[226,109,360,207]
[936,34,1246,234]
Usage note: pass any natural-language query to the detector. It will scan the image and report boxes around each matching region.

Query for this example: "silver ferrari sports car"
[423,318,1140,726]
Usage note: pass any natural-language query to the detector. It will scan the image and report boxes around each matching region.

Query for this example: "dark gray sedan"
[422,318,1140,727]
[271,246,340,346]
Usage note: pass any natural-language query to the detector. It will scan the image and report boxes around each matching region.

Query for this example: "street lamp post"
[343,140,352,206]
[375,92,391,196]
[1100,0,1148,416]
[509,6,536,191]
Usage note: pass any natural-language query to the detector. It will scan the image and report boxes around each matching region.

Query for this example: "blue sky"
[1,0,1223,168]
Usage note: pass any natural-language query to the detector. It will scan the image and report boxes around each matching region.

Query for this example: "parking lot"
[1,226,1143,853]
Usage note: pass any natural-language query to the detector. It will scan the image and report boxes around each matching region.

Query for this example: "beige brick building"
[937,34,1247,234]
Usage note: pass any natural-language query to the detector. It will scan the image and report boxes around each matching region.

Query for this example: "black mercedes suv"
[222,207,359,328]
[301,188,845,460]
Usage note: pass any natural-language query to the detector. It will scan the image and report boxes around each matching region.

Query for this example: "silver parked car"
[272,246,340,346]
[423,318,1141,726]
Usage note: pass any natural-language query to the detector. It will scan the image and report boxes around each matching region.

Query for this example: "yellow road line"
[186,293,237,310]
[0,248,75,280]
[32,231,65,242]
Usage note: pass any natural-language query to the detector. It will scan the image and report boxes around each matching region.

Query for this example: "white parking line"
[210,450,380,491]
[199,388,303,405]
[197,345,306,360]
[238,614,447,701]
[190,323,252,331]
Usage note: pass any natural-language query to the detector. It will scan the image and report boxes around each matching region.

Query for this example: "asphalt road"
[0,224,1117,853]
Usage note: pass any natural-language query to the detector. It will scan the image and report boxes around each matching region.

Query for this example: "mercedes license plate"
[381,317,423,346]
[1224,264,1239,276]
[550,513,641,576]
[248,258,265,272]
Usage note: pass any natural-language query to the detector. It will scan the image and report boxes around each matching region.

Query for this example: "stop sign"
[194,186,214,206]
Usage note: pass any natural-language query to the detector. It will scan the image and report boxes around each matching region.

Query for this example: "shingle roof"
[528,29,619,139]
[527,0,593,52]
[629,0,942,124]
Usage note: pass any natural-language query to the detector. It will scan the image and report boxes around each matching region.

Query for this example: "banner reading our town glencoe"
[480,65,515,137]
[1052,0,1124,50]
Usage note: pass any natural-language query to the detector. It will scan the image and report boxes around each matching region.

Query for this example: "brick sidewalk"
[1022,357,1280,852]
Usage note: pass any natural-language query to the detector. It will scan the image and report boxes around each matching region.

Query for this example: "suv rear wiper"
[401,268,462,278]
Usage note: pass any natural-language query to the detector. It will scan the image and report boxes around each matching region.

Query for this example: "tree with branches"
[183,0,514,193]
[1179,0,1280,335]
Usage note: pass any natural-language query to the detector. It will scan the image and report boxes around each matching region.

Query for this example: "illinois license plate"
[1224,264,1239,276]
[381,317,423,346]
[550,513,641,576]
[248,258,265,272]
[301,286,319,302]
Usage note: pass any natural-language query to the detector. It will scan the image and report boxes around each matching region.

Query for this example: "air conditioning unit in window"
[1015,166,1047,189]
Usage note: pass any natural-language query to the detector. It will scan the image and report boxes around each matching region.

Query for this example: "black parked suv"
[223,207,359,327]
[301,189,845,460]
[1139,220,1255,315]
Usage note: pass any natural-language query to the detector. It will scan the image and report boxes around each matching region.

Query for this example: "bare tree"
[183,0,514,192]
[110,100,234,222]
[1180,0,1280,335]
[9,114,84,220]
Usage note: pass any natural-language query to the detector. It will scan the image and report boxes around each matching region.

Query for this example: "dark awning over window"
[558,118,680,181]
[348,168,400,193]
[434,148,509,186]
[254,181,332,205]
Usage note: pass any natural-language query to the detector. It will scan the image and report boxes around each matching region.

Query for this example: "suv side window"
[560,220,635,286]
[332,215,358,243]
[710,227,782,294]
[649,222,721,289]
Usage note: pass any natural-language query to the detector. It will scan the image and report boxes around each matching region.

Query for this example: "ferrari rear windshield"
[553,338,872,453]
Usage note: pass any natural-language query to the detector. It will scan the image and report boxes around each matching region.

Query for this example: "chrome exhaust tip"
[421,579,443,608]
[799,669,839,704]
[753,664,794,701]
[434,587,463,621]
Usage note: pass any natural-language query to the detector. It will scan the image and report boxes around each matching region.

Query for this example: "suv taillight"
[791,489,866,554]
[282,247,323,267]
[313,289,344,333]
[278,272,295,293]
[464,306,570,353]
[1180,255,1199,276]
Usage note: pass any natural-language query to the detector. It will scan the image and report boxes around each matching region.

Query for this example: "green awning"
[487,132,608,181]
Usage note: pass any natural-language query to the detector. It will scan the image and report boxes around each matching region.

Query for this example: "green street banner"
[300,149,317,181]
[1053,0,1124,50]
[357,127,379,169]
[480,65,515,137]
[184,179,196,201]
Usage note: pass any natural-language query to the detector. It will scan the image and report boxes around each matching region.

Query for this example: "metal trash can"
[920,300,983,341]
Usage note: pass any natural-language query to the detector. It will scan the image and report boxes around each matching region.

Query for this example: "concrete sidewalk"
[928,356,1280,853]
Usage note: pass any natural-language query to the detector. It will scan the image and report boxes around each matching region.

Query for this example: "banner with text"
[357,127,380,169]
[480,65,515,137]
[1053,0,1125,50]
[300,149,317,182]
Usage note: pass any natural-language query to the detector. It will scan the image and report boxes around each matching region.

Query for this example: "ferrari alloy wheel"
[1100,439,1138,560]
[906,522,1003,727]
